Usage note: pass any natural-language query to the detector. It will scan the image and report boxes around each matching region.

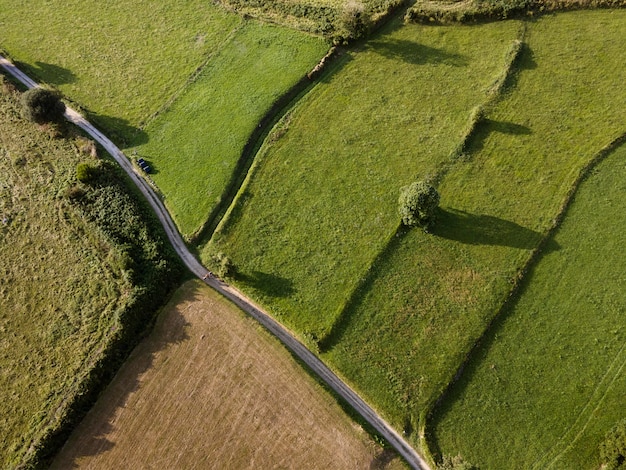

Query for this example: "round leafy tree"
[21,87,66,123]
[398,180,440,228]
[600,418,626,470]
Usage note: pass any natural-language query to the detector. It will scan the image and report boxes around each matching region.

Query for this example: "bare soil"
[52,280,403,469]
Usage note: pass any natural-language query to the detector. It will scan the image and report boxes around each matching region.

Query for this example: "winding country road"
[0,55,431,470]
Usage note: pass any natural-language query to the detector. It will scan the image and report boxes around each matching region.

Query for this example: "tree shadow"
[367,38,468,66]
[16,61,77,85]
[501,42,537,93]
[469,118,532,153]
[238,270,295,298]
[432,208,559,252]
[89,113,149,147]
[319,224,407,352]
[49,285,195,468]
[33,61,77,85]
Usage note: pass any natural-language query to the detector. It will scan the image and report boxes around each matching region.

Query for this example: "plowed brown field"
[52,280,401,469]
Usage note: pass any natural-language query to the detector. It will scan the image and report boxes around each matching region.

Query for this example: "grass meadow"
[0,0,242,142]
[133,21,328,238]
[0,85,132,468]
[207,9,626,459]
[324,8,626,447]
[206,18,522,342]
[431,141,626,470]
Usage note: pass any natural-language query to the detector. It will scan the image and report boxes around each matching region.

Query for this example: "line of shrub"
[405,0,626,24]
[24,159,185,468]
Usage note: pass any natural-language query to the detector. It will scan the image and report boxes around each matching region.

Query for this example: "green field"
[0,82,181,468]
[206,8,626,459]
[206,18,521,340]
[323,8,626,446]
[133,21,328,238]
[0,0,242,143]
[431,140,626,469]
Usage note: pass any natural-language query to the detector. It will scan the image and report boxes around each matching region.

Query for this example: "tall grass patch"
[133,21,328,238]
[0,84,182,468]
[432,141,626,470]
[206,19,521,338]
[321,9,626,451]
[0,0,241,142]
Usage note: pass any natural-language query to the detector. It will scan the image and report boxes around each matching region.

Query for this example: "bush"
[438,455,477,470]
[76,163,96,183]
[600,418,626,469]
[21,87,65,123]
[213,251,235,278]
[398,180,440,228]
[338,1,371,41]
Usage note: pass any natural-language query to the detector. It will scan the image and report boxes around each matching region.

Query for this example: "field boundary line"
[0,54,431,470]
[532,342,626,469]
[423,131,626,461]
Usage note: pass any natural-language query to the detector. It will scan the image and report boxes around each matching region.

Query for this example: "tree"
[21,87,65,123]
[600,418,626,469]
[338,1,370,41]
[398,180,440,228]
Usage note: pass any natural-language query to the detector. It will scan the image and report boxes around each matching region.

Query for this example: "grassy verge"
[323,8,626,453]
[431,140,626,470]
[0,80,183,468]
[205,17,521,341]
[133,20,328,238]
[0,0,242,143]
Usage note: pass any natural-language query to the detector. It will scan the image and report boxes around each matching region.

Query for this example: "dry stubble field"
[52,280,402,469]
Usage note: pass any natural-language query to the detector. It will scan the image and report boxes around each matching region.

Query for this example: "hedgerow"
[406,0,626,23]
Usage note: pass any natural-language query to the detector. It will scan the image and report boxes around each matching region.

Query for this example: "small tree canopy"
[338,1,370,41]
[398,180,440,228]
[21,87,66,123]
[600,418,626,470]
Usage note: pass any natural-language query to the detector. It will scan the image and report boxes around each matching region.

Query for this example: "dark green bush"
[600,418,626,469]
[213,251,235,278]
[21,87,65,124]
[398,180,440,228]
[76,162,95,182]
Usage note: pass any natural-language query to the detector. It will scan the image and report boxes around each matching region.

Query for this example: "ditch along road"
[0,55,431,470]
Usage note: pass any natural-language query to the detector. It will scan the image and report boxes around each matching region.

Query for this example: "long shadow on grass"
[432,208,559,251]
[17,61,77,85]
[470,118,532,153]
[237,270,295,298]
[89,113,149,148]
[368,39,468,67]
[51,288,194,468]
[319,224,405,353]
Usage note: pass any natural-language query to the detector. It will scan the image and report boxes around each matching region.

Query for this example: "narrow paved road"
[1,55,431,470]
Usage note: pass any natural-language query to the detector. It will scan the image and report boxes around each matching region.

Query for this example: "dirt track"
[0,55,430,470]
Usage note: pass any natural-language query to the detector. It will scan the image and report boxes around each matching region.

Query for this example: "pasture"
[51,280,404,470]
[205,18,521,342]
[325,7,626,448]
[0,0,242,143]
[133,21,328,238]
[431,141,626,469]
[206,8,626,460]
